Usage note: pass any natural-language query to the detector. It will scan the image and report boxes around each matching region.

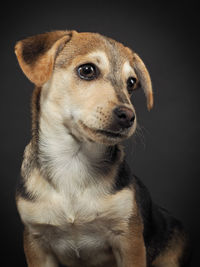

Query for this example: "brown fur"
[15,31,73,86]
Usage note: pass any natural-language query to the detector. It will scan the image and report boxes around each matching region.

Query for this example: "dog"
[15,30,190,267]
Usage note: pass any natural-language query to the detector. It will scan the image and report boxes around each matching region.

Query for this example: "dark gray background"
[1,0,199,266]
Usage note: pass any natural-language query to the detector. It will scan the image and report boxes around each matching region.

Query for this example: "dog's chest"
[39,214,116,266]
[24,184,133,266]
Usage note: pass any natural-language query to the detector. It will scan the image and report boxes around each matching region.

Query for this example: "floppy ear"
[133,53,153,110]
[15,31,74,86]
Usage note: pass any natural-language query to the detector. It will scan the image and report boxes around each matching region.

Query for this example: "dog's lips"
[95,129,123,138]
[79,121,126,139]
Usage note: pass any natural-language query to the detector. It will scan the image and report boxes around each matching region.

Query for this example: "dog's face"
[15,31,153,145]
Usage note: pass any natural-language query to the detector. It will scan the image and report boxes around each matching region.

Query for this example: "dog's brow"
[122,61,135,77]
[86,51,109,69]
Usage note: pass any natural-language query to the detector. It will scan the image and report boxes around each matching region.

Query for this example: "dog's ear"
[133,53,153,110]
[15,31,74,86]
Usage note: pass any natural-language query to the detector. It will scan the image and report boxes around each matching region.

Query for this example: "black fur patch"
[113,159,133,191]
[104,145,119,164]
[22,35,51,65]
[92,145,121,176]
[16,175,36,201]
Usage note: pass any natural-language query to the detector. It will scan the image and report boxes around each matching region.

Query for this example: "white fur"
[122,61,136,78]
[85,50,110,71]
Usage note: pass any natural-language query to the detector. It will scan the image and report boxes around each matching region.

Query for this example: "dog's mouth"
[79,121,126,141]
[95,129,123,138]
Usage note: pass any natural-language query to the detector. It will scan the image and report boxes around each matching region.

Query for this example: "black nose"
[113,106,135,129]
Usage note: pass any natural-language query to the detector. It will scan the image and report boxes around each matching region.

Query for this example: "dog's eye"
[127,77,137,94]
[77,64,98,80]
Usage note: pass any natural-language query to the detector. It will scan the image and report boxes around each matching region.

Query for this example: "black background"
[1,1,199,266]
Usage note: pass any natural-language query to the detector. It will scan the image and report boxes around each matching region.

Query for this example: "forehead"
[55,32,134,69]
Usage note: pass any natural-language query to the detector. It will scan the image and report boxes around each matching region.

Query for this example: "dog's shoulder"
[130,173,189,265]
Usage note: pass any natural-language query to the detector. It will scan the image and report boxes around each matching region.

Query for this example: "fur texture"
[15,30,189,267]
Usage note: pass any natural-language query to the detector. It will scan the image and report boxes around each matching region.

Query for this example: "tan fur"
[152,230,186,267]
[112,191,146,267]
[15,30,154,267]
[24,228,58,267]
[133,53,153,110]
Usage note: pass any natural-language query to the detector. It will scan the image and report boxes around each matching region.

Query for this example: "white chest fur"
[18,176,134,266]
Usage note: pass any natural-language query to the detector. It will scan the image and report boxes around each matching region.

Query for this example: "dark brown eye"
[127,77,137,94]
[77,63,99,80]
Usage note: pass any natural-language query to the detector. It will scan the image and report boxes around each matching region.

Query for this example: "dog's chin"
[78,121,135,145]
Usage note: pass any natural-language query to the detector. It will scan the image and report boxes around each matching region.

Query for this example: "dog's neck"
[31,87,121,192]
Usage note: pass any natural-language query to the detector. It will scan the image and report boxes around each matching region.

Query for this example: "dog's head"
[15,30,153,145]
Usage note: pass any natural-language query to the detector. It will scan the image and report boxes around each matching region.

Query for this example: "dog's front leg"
[23,228,59,267]
[112,231,146,267]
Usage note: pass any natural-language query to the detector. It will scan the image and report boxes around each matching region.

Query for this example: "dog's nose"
[113,106,135,129]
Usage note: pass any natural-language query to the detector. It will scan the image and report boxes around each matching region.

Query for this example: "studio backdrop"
[1,1,199,266]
